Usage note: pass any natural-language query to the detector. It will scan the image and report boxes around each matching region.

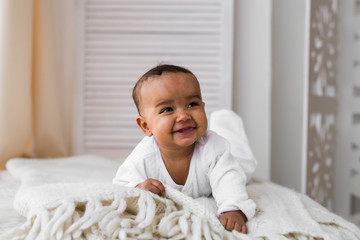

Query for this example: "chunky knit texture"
[2,155,360,240]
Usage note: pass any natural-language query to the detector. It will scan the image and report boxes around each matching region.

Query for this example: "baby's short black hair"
[132,64,197,114]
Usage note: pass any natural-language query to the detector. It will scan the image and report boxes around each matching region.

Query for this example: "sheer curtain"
[0,0,77,169]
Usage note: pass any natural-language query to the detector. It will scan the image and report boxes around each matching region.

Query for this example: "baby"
[113,64,256,233]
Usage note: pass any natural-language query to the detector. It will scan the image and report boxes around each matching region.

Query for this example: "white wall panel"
[73,0,234,160]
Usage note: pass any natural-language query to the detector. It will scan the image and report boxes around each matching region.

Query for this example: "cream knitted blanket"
[2,155,360,240]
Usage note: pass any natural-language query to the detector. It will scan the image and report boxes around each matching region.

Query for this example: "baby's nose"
[176,110,191,121]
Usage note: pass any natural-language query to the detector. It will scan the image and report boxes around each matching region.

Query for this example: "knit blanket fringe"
[3,182,243,240]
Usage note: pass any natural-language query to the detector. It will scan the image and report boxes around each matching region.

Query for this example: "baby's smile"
[173,126,196,134]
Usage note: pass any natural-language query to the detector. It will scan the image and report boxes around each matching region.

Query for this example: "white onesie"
[113,129,256,220]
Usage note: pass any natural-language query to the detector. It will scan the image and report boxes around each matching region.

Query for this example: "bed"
[0,155,359,240]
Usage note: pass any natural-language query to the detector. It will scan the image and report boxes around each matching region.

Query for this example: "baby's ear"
[136,116,153,137]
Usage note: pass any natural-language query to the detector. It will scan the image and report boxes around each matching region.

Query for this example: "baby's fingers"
[137,179,165,196]
[219,216,227,229]
[224,217,240,232]
[233,222,242,232]
[234,222,248,234]
[219,215,234,231]
[241,224,248,234]
[218,211,248,233]
[147,184,164,196]
[149,179,165,195]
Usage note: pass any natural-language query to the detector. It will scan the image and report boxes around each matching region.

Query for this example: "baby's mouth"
[174,127,196,134]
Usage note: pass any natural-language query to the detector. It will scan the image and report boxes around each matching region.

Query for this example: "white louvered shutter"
[73,0,234,160]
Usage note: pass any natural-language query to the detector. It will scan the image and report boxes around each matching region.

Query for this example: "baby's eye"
[188,102,199,108]
[160,107,173,113]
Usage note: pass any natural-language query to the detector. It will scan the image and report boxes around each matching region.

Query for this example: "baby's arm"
[136,178,165,196]
[112,158,145,188]
[206,134,256,233]
[219,210,248,233]
[209,153,255,233]
[113,137,155,188]
[113,137,165,196]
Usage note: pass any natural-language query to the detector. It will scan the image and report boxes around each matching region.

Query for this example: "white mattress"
[1,156,360,240]
[0,170,25,234]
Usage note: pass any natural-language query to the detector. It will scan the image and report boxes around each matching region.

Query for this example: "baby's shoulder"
[126,136,159,162]
[199,130,229,150]
[198,130,230,156]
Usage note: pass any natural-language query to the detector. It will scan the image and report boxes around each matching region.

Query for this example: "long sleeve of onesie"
[112,137,153,188]
[200,131,256,220]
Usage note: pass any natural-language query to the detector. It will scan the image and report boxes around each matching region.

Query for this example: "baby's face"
[137,72,207,152]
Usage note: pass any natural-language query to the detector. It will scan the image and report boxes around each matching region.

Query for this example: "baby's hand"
[218,210,248,234]
[136,178,165,196]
